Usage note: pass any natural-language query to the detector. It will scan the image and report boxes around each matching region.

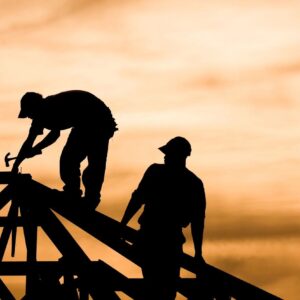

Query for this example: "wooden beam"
[181,250,283,300]
[0,186,12,210]
[3,176,282,300]
[0,217,23,227]
[0,202,18,261]
[0,172,31,185]
[0,172,15,184]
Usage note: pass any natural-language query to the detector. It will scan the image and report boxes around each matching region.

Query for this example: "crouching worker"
[12,90,118,209]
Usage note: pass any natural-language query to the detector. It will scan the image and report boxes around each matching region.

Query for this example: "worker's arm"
[191,182,206,266]
[191,215,205,262]
[32,129,60,153]
[11,129,39,173]
[12,127,60,173]
[121,190,144,226]
[121,164,155,226]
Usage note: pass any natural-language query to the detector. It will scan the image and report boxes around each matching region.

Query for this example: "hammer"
[5,152,17,167]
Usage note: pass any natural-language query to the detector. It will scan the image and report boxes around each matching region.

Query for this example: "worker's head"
[159,136,191,168]
[18,92,43,119]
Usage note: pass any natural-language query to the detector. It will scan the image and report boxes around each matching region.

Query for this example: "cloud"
[0,1,101,33]
[202,238,300,299]
[205,212,300,241]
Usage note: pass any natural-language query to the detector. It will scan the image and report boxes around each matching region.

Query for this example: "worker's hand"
[195,251,206,269]
[11,162,20,174]
[25,147,42,158]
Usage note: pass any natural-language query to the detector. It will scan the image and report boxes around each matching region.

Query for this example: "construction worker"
[12,90,118,209]
[121,137,206,300]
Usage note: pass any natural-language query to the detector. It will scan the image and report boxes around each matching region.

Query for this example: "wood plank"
[0,202,18,261]
[0,186,12,210]
[1,176,282,300]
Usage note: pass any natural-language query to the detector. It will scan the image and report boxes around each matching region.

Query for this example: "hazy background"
[0,0,300,299]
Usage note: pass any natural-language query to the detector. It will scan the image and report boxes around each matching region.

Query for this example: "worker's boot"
[83,191,100,210]
[63,186,82,204]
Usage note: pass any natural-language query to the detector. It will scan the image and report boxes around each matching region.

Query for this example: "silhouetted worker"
[121,137,206,300]
[12,90,118,209]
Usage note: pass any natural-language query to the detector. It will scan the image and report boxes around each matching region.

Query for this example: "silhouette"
[121,137,207,300]
[0,102,284,299]
[12,90,118,209]
[0,172,282,299]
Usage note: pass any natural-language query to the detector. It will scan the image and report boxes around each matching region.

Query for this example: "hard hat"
[18,92,42,118]
[159,136,192,157]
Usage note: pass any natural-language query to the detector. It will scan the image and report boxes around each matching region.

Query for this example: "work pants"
[60,126,111,207]
[137,235,182,300]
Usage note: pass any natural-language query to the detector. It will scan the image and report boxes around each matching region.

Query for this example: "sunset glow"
[1,1,300,299]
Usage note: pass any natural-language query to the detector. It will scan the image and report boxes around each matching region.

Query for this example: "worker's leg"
[141,243,181,300]
[82,134,110,209]
[60,129,86,199]
[142,264,179,299]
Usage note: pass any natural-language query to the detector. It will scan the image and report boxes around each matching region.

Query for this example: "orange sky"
[1,0,300,299]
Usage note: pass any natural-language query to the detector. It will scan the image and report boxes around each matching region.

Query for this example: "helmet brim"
[18,110,27,118]
[158,145,168,154]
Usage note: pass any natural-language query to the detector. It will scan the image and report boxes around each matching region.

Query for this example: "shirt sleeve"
[29,119,44,135]
[133,164,158,204]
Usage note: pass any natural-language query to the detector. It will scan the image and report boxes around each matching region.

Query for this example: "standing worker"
[12,90,118,209]
[121,136,206,300]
